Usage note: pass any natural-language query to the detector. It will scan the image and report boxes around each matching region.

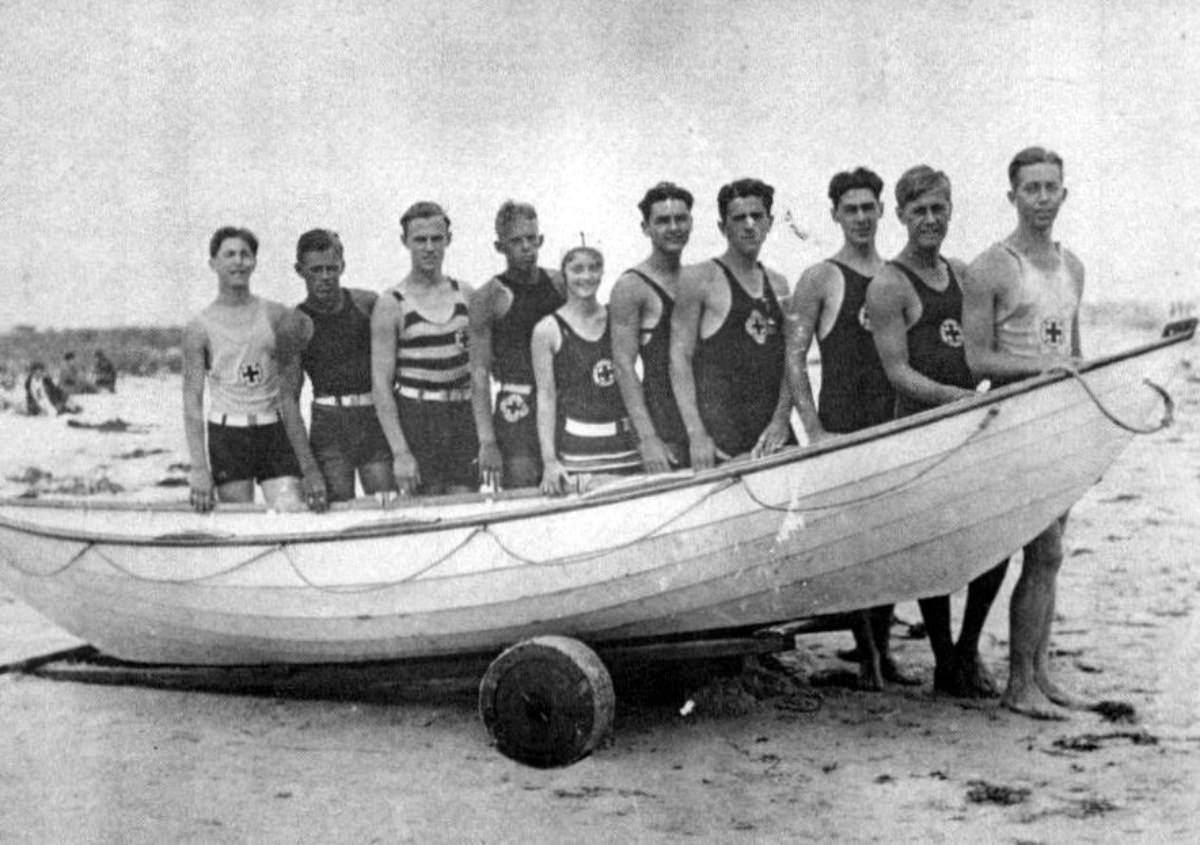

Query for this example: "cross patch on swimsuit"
[499,392,530,423]
[939,319,964,348]
[857,304,872,332]
[592,359,615,388]
[239,363,264,385]
[744,308,777,345]
[1041,317,1066,349]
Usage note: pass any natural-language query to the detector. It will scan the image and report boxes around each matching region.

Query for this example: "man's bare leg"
[261,476,305,512]
[1002,528,1069,719]
[919,595,961,694]
[1029,518,1094,709]
[953,560,1008,697]
[216,479,256,504]
[870,604,920,686]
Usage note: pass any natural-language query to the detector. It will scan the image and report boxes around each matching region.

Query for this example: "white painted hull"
[0,331,1190,665]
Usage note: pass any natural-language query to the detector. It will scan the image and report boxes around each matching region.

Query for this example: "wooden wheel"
[478,636,614,767]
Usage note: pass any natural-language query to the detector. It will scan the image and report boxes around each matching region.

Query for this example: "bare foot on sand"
[1039,676,1095,711]
[1001,682,1070,721]
[881,657,922,687]
[956,654,1000,698]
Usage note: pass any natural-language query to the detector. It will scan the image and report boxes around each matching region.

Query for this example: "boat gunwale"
[0,323,1192,548]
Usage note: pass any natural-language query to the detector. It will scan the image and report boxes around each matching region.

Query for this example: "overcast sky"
[3,0,1199,328]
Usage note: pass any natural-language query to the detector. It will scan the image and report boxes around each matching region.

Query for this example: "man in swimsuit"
[964,146,1088,720]
[288,229,394,505]
[610,181,694,472]
[183,226,311,513]
[372,202,478,496]
[867,166,1008,697]
[468,201,565,489]
[670,178,793,470]
[785,166,918,690]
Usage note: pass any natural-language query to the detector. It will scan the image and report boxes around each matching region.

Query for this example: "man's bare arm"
[468,280,505,488]
[785,264,831,443]
[370,293,419,494]
[669,264,717,469]
[181,319,213,512]
[609,274,670,473]
[274,307,326,510]
[869,268,973,407]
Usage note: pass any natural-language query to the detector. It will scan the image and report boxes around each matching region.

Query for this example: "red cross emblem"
[592,359,615,387]
[744,309,776,345]
[939,319,963,348]
[239,363,263,385]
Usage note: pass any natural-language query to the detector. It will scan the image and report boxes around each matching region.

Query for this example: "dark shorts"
[398,395,480,492]
[493,387,542,483]
[208,421,301,486]
[310,404,393,497]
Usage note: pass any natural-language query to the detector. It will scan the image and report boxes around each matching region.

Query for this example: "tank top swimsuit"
[298,289,374,397]
[623,269,688,453]
[552,313,640,474]
[888,259,974,418]
[815,260,895,433]
[392,281,471,398]
[694,259,787,456]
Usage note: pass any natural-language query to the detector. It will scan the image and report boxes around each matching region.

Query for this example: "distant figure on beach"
[866,166,1008,697]
[609,181,695,472]
[182,226,311,513]
[785,166,918,691]
[58,351,95,394]
[468,201,565,490]
[964,146,1089,720]
[93,349,117,392]
[24,361,78,416]
[532,245,640,495]
[670,177,793,469]
[289,229,394,505]
[372,203,478,496]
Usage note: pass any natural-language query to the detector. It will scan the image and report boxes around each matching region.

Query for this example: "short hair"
[209,226,259,258]
[560,245,604,274]
[295,228,343,263]
[894,166,951,210]
[400,202,451,238]
[637,181,695,221]
[717,178,775,220]
[828,167,885,207]
[493,200,539,240]
[1008,146,1064,188]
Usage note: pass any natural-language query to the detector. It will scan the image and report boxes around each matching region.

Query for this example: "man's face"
[1009,162,1066,232]
[404,216,450,274]
[898,188,951,252]
[832,188,882,248]
[209,237,256,288]
[641,198,693,256]
[296,248,344,309]
[495,217,543,271]
[719,195,773,258]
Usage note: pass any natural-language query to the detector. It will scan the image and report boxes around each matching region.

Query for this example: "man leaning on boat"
[670,178,793,470]
[866,166,1008,698]
[964,146,1091,721]
[183,226,313,513]
[289,229,396,507]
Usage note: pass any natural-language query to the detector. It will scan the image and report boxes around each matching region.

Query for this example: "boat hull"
[0,331,1190,665]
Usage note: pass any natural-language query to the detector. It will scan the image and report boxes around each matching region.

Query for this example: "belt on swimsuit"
[497,382,533,395]
[313,392,374,407]
[564,417,633,438]
[396,385,471,402]
[207,411,280,427]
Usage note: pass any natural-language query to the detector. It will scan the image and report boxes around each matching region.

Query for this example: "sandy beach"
[0,311,1196,844]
